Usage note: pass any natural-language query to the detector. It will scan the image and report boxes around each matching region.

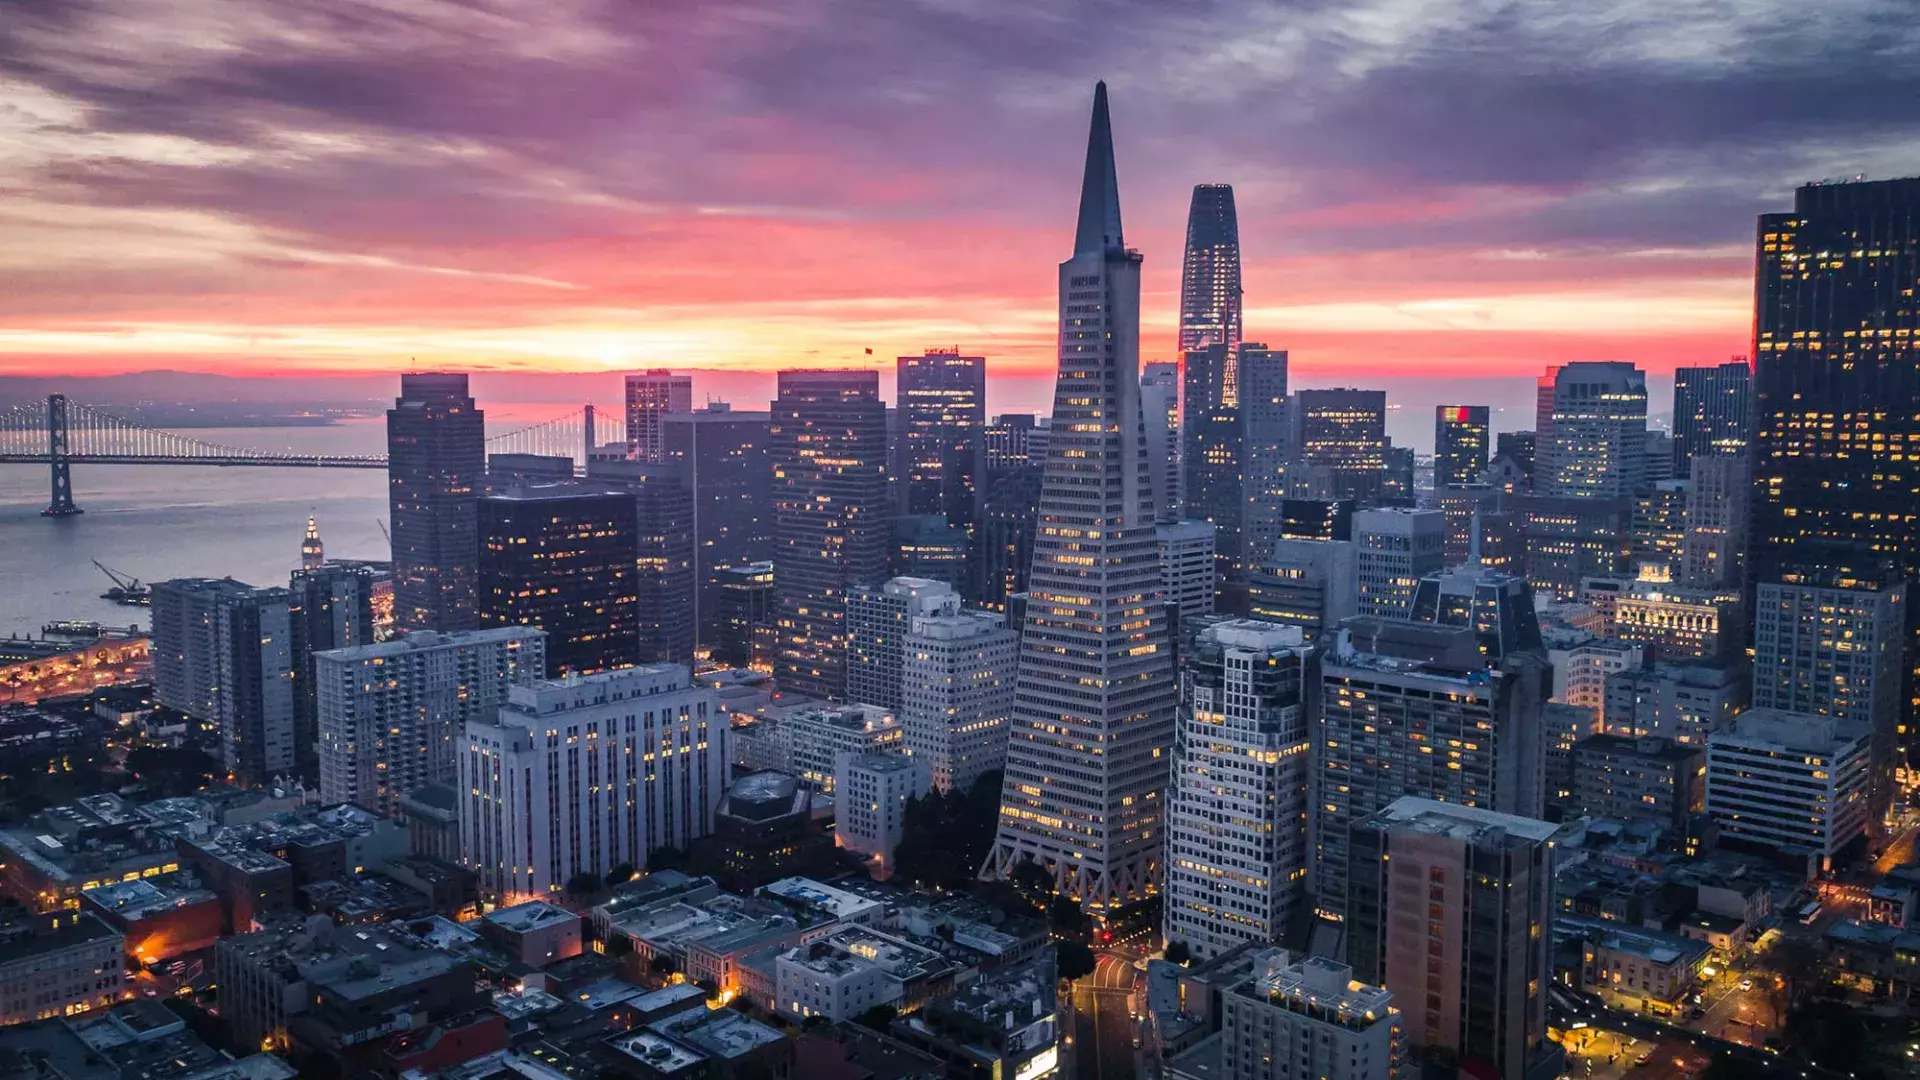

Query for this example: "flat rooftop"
[1372,796,1564,844]
[485,900,578,934]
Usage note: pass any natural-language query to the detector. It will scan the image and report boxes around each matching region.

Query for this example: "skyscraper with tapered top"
[984,83,1178,917]
[1180,184,1243,352]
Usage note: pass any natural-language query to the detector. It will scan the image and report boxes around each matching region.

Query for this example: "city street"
[1067,954,1143,1080]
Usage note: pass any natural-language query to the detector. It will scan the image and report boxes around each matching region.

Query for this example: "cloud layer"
[3,0,1917,384]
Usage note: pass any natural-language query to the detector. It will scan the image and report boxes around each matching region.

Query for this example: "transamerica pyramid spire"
[984,82,1177,918]
[1073,81,1124,256]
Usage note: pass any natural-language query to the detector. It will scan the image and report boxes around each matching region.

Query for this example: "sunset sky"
[3,0,1917,387]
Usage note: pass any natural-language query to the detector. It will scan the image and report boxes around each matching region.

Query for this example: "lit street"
[1067,953,1142,1080]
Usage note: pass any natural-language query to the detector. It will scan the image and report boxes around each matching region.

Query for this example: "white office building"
[316,627,546,819]
[1353,509,1443,618]
[787,705,904,793]
[1164,622,1315,961]
[1159,520,1218,621]
[1546,635,1644,712]
[459,664,724,901]
[1141,361,1182,520]
[1219,949,1402,1080]
[834,751,929,878]
[846,577,959,713]
[900,610,1019,794]
[1706,708,1871,872]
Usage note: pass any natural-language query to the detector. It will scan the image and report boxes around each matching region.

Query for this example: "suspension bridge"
[0,394,623,516]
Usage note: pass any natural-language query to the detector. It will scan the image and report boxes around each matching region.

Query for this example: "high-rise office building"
[151,578,296,784]
[1602,660,1748,747]
[984,414,1038,480]
[895,349,987,532]
[1754,569,1907,820]
[1184,341,1244,598]
[769,370,891,700]
[1542,362,1648,499]
[1706,709,1871,872]
[890,515,970,595]
[1496,431,1536,489]
[985,84,1178,914]
[1288,389,1388,504]
[1671,360,1751,477]
[1239,344,1292,563]
[1219,949,1403,1080]
[977,467,1042,612]
[1534,366,1560,482]
[388,373,485,632]
[1680,454,1749,589]
[586,459,697,666]
[1381,445,1416,506]
[477,486,640,677]
[1163,621,1315,961]
[624,370,692,462]
[1313,618,1548,916]
[288,564,377,783]
[1353,508,1444,619]
[1248,539,1358,638]
[316,627,545,819]
[660,405,773,655]
[1643,430,1676,485]
[1753,179,1920,749]
[1519,496,1632,600]
[1159,520,1217,623]
[1629,479,1690,571]
[846,577,959,713]
[1179,183,1243,353]
[1346,798,1563,1080]
[459,664,723,901]
[1275,498,1353,543]
[711,561,775,670]
[900,608,1019,795]
[1435,406,1491,490]
[1141,362,1182,520]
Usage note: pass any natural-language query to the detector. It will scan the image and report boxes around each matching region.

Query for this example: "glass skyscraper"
[1671,359,1751,477]
[1753,177,1920,757]
[1179,184,1243,353]
[387,372,485,632]
[1434,405,1491,490]
[895,349,987,534]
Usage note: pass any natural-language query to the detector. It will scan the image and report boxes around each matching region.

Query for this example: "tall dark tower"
[1434,405,1491,490]
[1672,360,1752,477]
[1752,177,1920,765]
[895,348,987,535]
[986,83,1177,916]
[1179,184,1243,353]
[387,373,485,631]
[770,370,891,700]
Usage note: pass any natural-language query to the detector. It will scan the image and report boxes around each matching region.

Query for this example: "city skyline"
[8,4,1914,381]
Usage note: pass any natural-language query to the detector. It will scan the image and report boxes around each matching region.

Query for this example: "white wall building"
[835,751,928,878]
[1158,519,1218,621]
[900,609,1018,794]
[1352,509,1443,618]
[459,664,724,901]
[1219,949,1402,1080]
[1707,708,1871,872]
[1164,622,1314,961]
[846,577,959,713]
[1546,635,1644,712]
[316,627,546,819]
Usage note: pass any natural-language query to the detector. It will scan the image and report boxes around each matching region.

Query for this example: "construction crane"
[93,560,151,607]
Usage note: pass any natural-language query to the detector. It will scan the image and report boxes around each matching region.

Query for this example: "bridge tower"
[583,403,596,465]
[41,393,81,517]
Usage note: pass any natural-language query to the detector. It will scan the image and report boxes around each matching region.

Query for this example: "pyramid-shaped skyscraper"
[982,83,1178,915]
